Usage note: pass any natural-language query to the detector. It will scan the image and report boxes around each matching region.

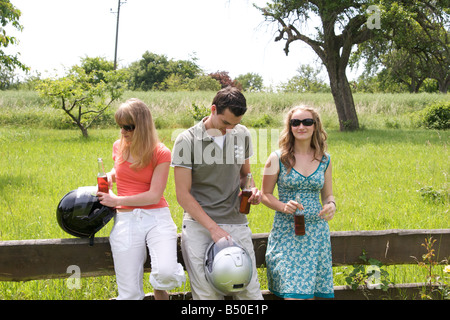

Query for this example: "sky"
[7,0,358,87]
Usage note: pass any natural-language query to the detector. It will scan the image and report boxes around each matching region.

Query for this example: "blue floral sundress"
[265,150,334,299]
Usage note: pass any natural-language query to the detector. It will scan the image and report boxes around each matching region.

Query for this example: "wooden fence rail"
[1,229,449,299]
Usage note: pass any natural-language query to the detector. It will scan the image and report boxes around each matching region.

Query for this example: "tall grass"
[1,90,449,131]
[0,90,448,299]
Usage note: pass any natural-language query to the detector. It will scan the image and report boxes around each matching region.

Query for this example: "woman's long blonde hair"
[114,98,159,170]
[279,105,328,173]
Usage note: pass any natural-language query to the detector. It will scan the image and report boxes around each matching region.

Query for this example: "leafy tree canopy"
[1,0,28,89]
[36,57,128,138]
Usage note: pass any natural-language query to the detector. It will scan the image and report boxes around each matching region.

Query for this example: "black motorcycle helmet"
[57,186,115,245]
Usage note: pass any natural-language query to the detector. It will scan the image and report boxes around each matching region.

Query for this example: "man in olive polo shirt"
[171,86,263,300]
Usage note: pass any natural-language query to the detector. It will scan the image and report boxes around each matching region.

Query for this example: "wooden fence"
[1,229,449,300]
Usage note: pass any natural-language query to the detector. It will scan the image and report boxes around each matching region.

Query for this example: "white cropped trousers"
[109,207,185,300]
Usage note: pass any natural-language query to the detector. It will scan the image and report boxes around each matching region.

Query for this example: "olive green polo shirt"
[171,117,253,224]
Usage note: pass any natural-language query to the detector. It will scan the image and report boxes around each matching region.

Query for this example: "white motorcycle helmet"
[204,238,253,296]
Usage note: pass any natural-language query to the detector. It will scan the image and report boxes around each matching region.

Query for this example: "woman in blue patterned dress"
[261,105,336,300]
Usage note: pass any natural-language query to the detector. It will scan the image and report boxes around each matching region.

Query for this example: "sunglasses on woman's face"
[290,118,315,127]
[119,124,135,132]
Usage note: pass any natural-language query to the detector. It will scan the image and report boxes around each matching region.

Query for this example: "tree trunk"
[81,127,89,138]
[76,122,89,138]
[258,4,369,132]
[326,58,360,131]
[438,77,449,93]
[73,116,89,138]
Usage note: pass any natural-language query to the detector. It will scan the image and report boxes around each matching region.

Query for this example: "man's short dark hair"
[212,86,247,117]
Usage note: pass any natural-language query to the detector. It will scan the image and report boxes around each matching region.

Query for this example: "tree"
[127,52,171,90]
[280,64,330,92]
[256,0,380,130]
[127,51,202,91]
[380,48,429,93]
[391,1,449,93]
[36,57,128,138]
[351,1,449,93]
[185,75,221,91]
[208,71,242,89]
[0,0,28,88]
[79,56,115,84]
[235,72,264,92]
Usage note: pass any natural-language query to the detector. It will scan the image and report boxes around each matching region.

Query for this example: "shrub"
[417,186,449,204]
[188,103,210,121]
[417,101,450,130]
[247,113,277,128]
[186,75,221,91]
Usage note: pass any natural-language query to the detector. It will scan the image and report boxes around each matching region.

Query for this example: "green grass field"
[0,90,448,299]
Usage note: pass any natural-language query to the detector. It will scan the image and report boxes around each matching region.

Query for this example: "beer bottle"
[239,173,252,214]
[294,194,305,236]
[97,158,109,193]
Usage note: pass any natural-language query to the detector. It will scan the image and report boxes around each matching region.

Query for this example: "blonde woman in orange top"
[97,98,185,300]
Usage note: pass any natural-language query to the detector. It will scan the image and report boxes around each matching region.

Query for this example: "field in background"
[1,90,449,131]
[0,90,448,299]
